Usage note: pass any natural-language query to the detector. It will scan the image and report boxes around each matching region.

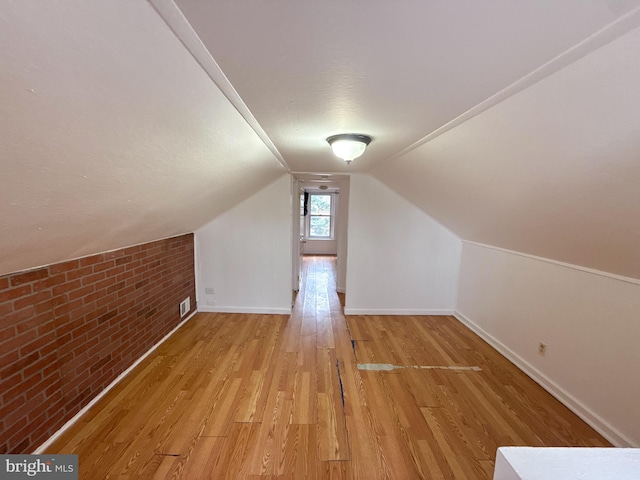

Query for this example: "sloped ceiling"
[172,0,640,173]
[373,24,640,279]
[0,0,286,276]
[2,0,640,280]
[168,0,640,279]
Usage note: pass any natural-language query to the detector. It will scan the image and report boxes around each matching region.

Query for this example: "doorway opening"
[291,174,349,306]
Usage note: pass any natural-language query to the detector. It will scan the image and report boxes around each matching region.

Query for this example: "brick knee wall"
[0,234,196,453]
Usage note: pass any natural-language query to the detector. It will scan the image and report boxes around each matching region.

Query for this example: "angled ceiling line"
[362,173,461,240]
[463,240,640,287]
[376,6,640,171]
[148,0,290,173]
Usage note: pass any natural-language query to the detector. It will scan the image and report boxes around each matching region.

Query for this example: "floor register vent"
[179,297,190,317]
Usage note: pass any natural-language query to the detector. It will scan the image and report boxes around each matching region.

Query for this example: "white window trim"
[305,192,336,240]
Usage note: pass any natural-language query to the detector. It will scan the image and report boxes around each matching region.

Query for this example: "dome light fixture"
[327,134,372,164]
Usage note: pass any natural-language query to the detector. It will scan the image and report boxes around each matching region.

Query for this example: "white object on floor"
[493,447,640,480]
[357,363,482,371]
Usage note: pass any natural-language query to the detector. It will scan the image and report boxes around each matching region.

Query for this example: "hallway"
[48,256,608,478]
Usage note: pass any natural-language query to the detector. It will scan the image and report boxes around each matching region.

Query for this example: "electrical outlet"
[538,342,547,356]
[205,287,215,295]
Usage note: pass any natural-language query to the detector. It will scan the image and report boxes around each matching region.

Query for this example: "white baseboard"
[453,310,634,447]
[33,310,199,454]
[343,308,453,315]
[199,305,292,315]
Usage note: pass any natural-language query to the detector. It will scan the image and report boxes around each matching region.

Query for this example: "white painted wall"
[303,239,337,255]
[344,174,461,314]
[336,181,350,293]
[195,175,292,314]
[456,242,640,447]
[291,177,302,291]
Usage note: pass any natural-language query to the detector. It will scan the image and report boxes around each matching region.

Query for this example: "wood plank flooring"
[47,255,609,478]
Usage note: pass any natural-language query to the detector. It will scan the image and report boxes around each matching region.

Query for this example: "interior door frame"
[291,176,304,292]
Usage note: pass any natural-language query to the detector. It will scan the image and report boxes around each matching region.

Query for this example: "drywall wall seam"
[462,240,640,286]
[453,310,634,447]
[33,309,199,454]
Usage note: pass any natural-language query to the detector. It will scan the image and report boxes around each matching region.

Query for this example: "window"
[307,194,334,238]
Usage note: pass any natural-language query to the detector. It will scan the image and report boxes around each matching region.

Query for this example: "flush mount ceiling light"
[326,134,372,164]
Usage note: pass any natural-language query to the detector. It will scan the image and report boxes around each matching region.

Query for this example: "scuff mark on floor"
[336,359,346,408]
[357,363,482,372]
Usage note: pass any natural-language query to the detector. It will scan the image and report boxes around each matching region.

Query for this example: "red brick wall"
[0,234,195,453]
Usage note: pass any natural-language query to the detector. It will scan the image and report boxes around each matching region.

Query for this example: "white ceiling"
[2,0,640,279]
[172,0,640,173]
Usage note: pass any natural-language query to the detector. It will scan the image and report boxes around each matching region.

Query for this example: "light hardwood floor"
[48,255,608,478]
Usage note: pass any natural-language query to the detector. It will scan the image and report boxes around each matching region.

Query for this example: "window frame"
[305,192,336,240]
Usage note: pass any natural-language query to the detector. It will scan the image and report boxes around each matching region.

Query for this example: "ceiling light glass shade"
[327,134,372,164]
